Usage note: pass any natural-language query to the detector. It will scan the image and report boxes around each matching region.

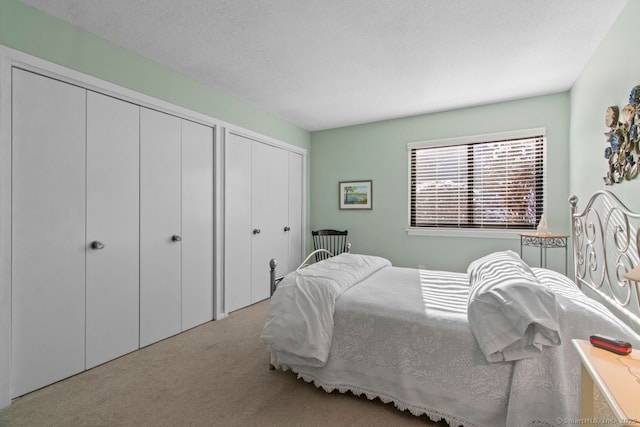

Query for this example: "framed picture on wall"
[339,180,372,210]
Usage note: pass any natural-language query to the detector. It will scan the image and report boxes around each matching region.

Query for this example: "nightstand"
[572,339,640,426]
[519,232,568,274]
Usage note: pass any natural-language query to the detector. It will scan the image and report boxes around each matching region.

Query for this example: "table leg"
[580,363,595,426]
[520,238,523,259]
[539,246,543,268]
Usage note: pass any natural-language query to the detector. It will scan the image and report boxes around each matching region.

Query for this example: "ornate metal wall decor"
[603,85,640,185]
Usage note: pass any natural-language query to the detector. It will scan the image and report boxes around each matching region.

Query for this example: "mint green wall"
[0,0,310,150]
[570,0,640,211]
[311,93,571,271]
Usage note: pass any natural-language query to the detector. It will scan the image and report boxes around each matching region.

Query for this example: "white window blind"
[409,131,545,230]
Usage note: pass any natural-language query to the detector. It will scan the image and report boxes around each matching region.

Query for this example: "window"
[408,129,545,231]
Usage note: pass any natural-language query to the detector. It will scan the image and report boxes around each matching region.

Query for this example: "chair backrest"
[311,229,348,261]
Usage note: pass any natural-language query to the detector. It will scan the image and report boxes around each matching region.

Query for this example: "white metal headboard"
[570,190,640,334]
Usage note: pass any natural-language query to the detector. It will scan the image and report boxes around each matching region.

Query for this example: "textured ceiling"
[22,0,628,131]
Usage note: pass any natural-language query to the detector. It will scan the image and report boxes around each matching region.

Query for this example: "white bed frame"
[269,249,334,295]
[570,190,640,335]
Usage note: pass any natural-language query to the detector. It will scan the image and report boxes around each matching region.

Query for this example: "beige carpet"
[0,300,448,427]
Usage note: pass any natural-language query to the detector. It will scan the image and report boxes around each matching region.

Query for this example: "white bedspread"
[506,269,640,426]
[265,261,640,427]
[261,253,391,367]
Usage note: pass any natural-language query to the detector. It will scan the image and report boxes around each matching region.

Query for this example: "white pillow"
[467,250,561,362]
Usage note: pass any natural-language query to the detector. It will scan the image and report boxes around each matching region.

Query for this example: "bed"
[260,190,640,427]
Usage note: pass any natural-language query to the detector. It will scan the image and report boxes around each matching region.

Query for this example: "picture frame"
[339,180,372,210]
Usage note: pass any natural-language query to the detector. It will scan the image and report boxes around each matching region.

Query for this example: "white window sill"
[406,227,529,239]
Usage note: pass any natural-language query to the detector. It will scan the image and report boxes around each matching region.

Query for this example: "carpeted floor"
[0,300,447,427]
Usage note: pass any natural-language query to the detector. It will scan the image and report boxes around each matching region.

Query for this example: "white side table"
[572,339,640,426]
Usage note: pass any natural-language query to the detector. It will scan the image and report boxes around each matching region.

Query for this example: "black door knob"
[90,241,105,250]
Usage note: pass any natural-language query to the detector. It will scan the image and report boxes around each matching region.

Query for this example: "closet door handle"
[284,226,291,232]
[171,235,182,242]
[90,241,105,250]
[253,228,261,235]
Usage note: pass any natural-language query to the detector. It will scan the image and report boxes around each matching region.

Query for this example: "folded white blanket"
[261,253,391,367]
[467,250,561,362]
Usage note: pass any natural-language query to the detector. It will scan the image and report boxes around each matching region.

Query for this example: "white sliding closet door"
[140,108,182,347]
[288,152,304,271]
[86,92,140,368]
[11,69,86,397]
[224,133,252,312]
[224,133,303,312]
[181,120,214,330]
[251,142,289,303]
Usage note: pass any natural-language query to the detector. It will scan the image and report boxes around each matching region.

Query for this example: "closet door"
[251,142,289,303]
[11,69,86,397]
[86,92,140,368]
[181,120,214,330]
[140,108,182,347]
[287,152,304,270]
[224,133,252,312]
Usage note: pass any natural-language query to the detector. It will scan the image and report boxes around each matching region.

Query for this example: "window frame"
[406,128,547,238]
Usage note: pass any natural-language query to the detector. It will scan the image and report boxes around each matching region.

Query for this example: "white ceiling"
[22,0,628,131]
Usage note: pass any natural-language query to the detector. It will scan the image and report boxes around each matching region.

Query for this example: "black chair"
[311,229,349,261]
